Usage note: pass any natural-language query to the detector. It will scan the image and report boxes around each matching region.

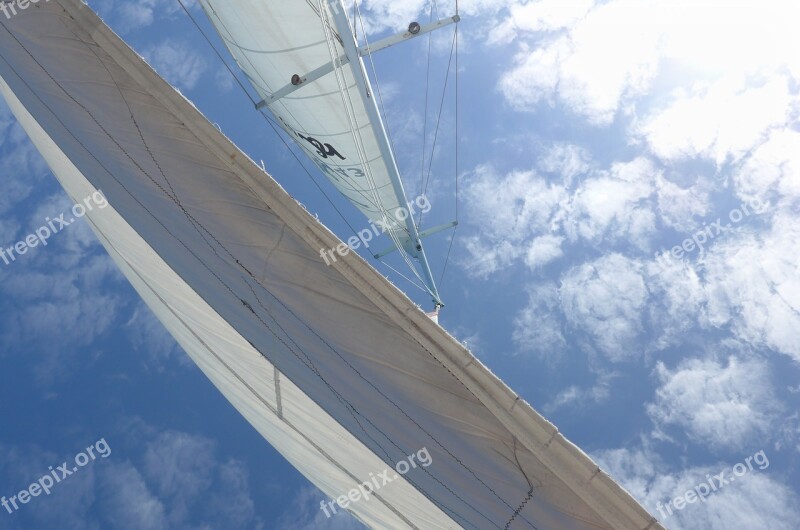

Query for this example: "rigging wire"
[353,0,462,297]
[318,0,432,295]
[353,0,459,289]
[418,2,434,211]
[418,28,457,226]
[332,3,432,294]
[439,21,459,286]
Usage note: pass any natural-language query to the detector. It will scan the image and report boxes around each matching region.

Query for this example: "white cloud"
[543,370,617,413]
[125,304,184,370]
[701,212,800,361]
[0,217,20,242]
[465,165,565,240]
[638,76,795,164]
[499,0,661,124]
[143,431,216,519]
[0,117,50,216]
[596,445,800,530]
[524,234,563,270]
[512,283,567,362]
[100,462,170,530]
[536,142,591,187]
[563,157,657,250]
[489,0,594,45]
[143,39,207,91]
[560,253,648,361]
[644,255,705,352]
[655,175,711,232]
[461,154,663,277]
[647,356,780,451]
[460,165,566,276]
[105,426,263,529]
[0,252,122,383]
[277,486,365,530]
[90,0,197,33]
[459,237,521,278]
[734,128,800,205]
[496,0,800,128]
[0,442,98,529]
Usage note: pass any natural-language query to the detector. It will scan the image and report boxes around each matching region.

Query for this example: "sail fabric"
[0,2,664,529]
[199,0,415,253]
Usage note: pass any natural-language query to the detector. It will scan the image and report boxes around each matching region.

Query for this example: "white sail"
[0,2,663,529]
[198,0,426,268]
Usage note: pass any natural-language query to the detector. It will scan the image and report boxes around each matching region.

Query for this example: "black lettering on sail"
[297,133,346,160]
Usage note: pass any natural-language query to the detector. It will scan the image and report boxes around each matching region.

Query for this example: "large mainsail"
[198,0,445,306]
[0,2,663,529]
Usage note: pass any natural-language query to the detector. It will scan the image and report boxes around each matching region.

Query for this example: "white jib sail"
[199,0,419,254]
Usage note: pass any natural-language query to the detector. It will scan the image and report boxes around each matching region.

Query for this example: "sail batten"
[0,2,663,529]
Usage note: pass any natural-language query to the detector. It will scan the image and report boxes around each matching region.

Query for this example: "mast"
[324,0,443,308]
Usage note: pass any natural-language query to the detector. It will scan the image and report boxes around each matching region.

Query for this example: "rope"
[418,2,434,208]
[439,22,459,287]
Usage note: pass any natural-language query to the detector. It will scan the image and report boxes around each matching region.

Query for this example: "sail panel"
[0,2,662,529]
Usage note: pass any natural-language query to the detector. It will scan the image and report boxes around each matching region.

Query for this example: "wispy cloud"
[596,443,800,530]
[142,39,208,92]
[646,355,781,452]
[560,253,649,362]
[276,485,365,530]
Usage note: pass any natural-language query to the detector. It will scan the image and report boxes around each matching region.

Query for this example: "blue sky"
[1,0,800,528]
